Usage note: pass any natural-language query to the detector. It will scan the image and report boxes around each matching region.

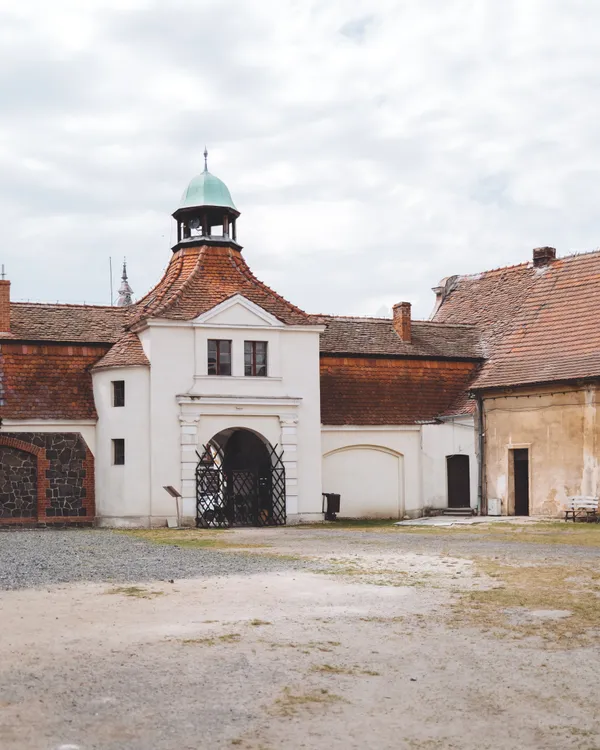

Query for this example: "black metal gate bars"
[195,443,286,528]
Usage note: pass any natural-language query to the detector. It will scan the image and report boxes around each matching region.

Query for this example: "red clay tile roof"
[433,250,600,389]
[93,332,149,370]
[316,315,482,359]
[0,343,108,420]
[130,244,311,327]
[438,389,477,418]
[320,356,479,425]
[5,303,130,344]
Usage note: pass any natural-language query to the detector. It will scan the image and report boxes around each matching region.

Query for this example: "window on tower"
[112,380,125,407]
[112,439,125,466]
[208,340,232,376]
[244,341,268,377]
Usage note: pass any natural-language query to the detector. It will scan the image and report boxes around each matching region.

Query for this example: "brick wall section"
[0,343,110,420]
[0,281,10,333]
[320,356,479,425]
[0,433,95,525]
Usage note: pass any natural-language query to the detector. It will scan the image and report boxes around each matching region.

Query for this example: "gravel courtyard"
[1,523,599,750]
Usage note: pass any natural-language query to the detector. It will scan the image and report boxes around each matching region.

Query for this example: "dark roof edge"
[320,351,483,362]
[0,339,114,347]
[471,374,600,393]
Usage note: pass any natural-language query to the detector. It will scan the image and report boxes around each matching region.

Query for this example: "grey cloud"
[339,15,375,42]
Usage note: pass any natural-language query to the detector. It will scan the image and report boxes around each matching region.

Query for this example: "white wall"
[136,295,323,526]
[421,417,477,510]
[0,420,96,455]
[321,419,477,518]
[93,366,151,526]
[321,427,421,518]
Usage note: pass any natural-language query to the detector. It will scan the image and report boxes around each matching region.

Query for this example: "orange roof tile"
[93,332,149,370]
[130,244,311,327]
[434,250,600,389]
[320,356,479,425]
[316,315,481,359]
[0,343,108,420]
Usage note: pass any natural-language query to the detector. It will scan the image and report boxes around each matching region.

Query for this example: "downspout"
[475,392,486,516]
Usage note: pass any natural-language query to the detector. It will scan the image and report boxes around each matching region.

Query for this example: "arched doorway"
[195,428,286,528]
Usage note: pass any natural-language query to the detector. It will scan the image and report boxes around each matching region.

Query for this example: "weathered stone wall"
[0,433,94,523]
[483,383,600,516]
[0,446,37,518]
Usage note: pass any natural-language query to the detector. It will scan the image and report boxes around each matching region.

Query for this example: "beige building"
[433,246,600,516]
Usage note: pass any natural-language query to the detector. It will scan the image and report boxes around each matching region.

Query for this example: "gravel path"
[0,529,303,590]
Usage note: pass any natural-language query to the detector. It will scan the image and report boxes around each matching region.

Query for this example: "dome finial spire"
[203,146,208,172]
[116,257,134,307]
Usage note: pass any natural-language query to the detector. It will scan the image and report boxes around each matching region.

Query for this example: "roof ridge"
[230,251,309,320]
[451,247,600,283]
[315,313,477,329]
[11,301,126,311]
[151,246,208,316]
[128,250,188,325]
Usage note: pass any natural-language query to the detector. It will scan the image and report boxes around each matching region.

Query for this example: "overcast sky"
[1,0,600,319]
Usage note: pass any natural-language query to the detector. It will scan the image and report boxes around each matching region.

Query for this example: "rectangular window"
[207,339,232,376]
[112,380,125,407]
[112,439,125,466]
[244,341,268,377]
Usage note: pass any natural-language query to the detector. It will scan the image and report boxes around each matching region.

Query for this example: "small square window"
[112,439,125,465]
[244,341,268,377]
[112,380,125,407]
[208,340,232,376]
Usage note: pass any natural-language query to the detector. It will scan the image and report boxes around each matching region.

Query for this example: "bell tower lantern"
[172,149,241,251]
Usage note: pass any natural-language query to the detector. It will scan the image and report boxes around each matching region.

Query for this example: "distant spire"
[203,146,208,172]
[116,258,133,307]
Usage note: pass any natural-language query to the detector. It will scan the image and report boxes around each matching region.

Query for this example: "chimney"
[393,301,411,343]
[0,280,10,333]
[533,246,556,267]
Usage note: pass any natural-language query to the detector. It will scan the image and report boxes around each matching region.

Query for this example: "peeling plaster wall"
[483,383,600,516]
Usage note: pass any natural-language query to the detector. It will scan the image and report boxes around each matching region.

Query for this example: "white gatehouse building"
[0,158,482,527]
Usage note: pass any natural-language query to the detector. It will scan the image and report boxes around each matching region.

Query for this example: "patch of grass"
[311,663,380,676]
[359,615,405,624]
[272,687,344,716]
[399,521,600,547]
[249,619,272,626]
[106,585,164,599]
[295,519,397,531]
[453,560,600,646]
[180,633,241,646]
[121,529,271,550]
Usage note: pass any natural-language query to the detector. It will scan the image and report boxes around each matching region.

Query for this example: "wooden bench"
[564,496,599,522]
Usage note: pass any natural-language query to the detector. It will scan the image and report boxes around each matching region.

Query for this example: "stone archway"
[0,437,50,524]
[196,428,286,528]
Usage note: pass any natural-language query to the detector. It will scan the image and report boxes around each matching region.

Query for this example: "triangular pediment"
[193,294,284,328]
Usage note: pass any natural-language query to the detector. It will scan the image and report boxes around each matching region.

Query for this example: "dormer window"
[245,341,267,377]
[208,339,232,376]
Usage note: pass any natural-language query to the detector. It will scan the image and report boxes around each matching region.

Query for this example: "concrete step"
[441,507,476,517]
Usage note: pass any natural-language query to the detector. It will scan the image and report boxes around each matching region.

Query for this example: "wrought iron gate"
[195,442,286,528]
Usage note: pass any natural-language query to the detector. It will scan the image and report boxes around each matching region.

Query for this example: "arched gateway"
[195,428,286,528]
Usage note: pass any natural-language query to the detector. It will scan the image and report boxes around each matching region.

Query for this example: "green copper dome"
[179,168,237,211]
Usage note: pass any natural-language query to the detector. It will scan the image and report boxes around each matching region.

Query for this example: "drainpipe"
[475,392,486,516]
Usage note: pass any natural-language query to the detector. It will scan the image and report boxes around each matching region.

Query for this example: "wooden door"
[447,455,470,508]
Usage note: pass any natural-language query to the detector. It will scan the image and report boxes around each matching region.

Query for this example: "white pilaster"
[179,415,200,509]
[279,414,299,516]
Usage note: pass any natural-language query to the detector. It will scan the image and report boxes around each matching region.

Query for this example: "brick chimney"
[393,302,411,343]
[0,280,10,333]
[533,246,556,267]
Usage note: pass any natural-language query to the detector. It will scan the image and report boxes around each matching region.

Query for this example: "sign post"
[163,486,183,528]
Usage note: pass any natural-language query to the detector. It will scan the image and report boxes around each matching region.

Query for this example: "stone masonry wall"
[0,445,37,518]
[0,433,94,524]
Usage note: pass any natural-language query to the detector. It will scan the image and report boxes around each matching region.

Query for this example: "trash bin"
[322,493,341,521]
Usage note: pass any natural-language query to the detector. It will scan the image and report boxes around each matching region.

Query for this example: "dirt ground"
[1,522,600,750]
